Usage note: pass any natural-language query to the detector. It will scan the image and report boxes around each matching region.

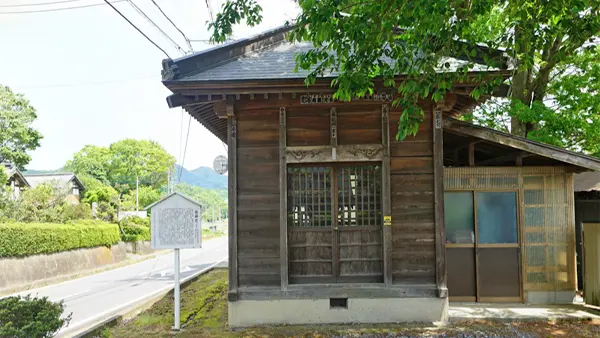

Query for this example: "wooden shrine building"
[160,26,600,326]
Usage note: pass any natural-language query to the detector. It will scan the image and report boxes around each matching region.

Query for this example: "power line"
[205,0,214,25]
[178,114,192,182]
[0,0,85,7]
[0,0,126,14]
[126,0,185,55]
[102,0,171,58]
[150,0,193,52]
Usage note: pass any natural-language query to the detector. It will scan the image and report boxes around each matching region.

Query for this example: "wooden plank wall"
[234,95,436,288]
[389,106,436,285]
[236,102,281,287]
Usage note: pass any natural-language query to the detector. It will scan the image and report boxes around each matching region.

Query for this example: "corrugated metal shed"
[575,172,600,192]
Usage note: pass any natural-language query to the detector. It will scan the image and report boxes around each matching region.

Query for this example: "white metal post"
[173,248,181,331]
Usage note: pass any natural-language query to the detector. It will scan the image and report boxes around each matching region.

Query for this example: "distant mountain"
[175,165,227,189]
[23,168,63,175]
[25,165,227,190]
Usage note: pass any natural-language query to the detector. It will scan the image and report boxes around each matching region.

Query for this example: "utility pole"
[218,204,221,230]
[212,205,215,225]
[167,169,171,193]
[136,175,139,212]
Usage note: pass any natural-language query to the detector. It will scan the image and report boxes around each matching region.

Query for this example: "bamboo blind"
[445,167,576,292]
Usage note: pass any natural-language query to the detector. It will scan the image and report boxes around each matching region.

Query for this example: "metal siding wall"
[444,167,575,293]
[584,223,600,306]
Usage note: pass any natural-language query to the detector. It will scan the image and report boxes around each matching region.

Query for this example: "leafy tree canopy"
[0,85,42,167]
[174,183,227,221]
[121,186,163,211]
[211,1,600,155]
[78,174,119,206]
[65,139,176,194]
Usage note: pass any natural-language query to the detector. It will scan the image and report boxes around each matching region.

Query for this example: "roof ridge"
[162,24,294,81]
[24,172,75,177]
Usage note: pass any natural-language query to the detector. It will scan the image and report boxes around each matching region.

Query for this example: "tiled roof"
[176,41,500,82]
[23,173,84,190]
[2,162,30,187]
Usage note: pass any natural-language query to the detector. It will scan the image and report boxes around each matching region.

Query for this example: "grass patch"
[100,269,228,338]
[98,269,600,338]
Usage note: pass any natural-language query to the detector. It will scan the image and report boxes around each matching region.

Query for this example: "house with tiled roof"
[23,172,85,204]
[2,162,30,199]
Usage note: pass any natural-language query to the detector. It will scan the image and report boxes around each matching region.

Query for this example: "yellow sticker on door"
[384,216,392,226]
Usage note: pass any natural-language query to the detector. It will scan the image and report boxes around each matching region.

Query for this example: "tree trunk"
[510,23,533,137]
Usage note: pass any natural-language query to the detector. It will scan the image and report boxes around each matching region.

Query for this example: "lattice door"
[287,164,383,284]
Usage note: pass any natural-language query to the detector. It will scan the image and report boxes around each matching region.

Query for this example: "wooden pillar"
[279,107,289,290]
[382,104,392,286]
[227,110,238,301]
[433,108,447,298]
[566,173,577,290]
[330,107,337,159]
[468,142,475,166]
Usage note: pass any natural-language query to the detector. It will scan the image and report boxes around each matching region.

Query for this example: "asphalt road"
[13,236,228,337]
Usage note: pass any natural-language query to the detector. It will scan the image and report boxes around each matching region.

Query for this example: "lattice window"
[338,165,382,227]
[287,164,382,227]
[287,166,332,227]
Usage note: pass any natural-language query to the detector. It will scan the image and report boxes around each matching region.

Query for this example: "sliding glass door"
[446,191,521,302]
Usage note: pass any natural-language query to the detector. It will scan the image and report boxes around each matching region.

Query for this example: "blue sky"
[0,0,298,170]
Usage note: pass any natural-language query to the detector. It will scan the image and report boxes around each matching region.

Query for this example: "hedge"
[121,225,151,242]
[119,216,151,242]
[0,221,121,258]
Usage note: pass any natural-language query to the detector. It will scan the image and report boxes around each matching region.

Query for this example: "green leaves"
[0,85,42,168]
[209,0,263,43]
[0,222,120,257]
[66,140,176,195]
[0,295,71,338]
[209,0,600,145]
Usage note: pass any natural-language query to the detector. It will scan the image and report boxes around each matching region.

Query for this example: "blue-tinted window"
[476,192,518,244]
[444,192,474,244]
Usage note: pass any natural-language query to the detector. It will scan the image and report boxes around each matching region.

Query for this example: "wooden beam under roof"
[443,118,600,171]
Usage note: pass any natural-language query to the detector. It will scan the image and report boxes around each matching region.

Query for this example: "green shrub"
[120,224,150,242]
[96,201,117,222]
[119,215,150,228]
[118,216,150,242]
[0,295,71,338]
[0,222,120,257]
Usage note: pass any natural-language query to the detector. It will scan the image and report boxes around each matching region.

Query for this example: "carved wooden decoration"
[285,144,384,163]
[300,92,393,104]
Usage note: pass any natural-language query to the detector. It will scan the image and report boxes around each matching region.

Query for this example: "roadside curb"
[58,258,227,338]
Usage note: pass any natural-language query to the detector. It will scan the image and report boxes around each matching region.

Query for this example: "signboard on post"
[147,192,204,331]
[213,155,228,175]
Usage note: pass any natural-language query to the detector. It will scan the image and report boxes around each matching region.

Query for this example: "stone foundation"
[526,291,576,304]
[228,297,448,327]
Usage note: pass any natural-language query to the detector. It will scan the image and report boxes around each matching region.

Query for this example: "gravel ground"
[328,320,600,338]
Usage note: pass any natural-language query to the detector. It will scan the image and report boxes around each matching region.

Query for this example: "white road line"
[56,256,227,338]
[50,289,91,302]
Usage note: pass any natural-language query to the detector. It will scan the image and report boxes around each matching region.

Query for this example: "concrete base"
[450,303,600,321]
[526,291,576,304]
[228,297,448,327]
